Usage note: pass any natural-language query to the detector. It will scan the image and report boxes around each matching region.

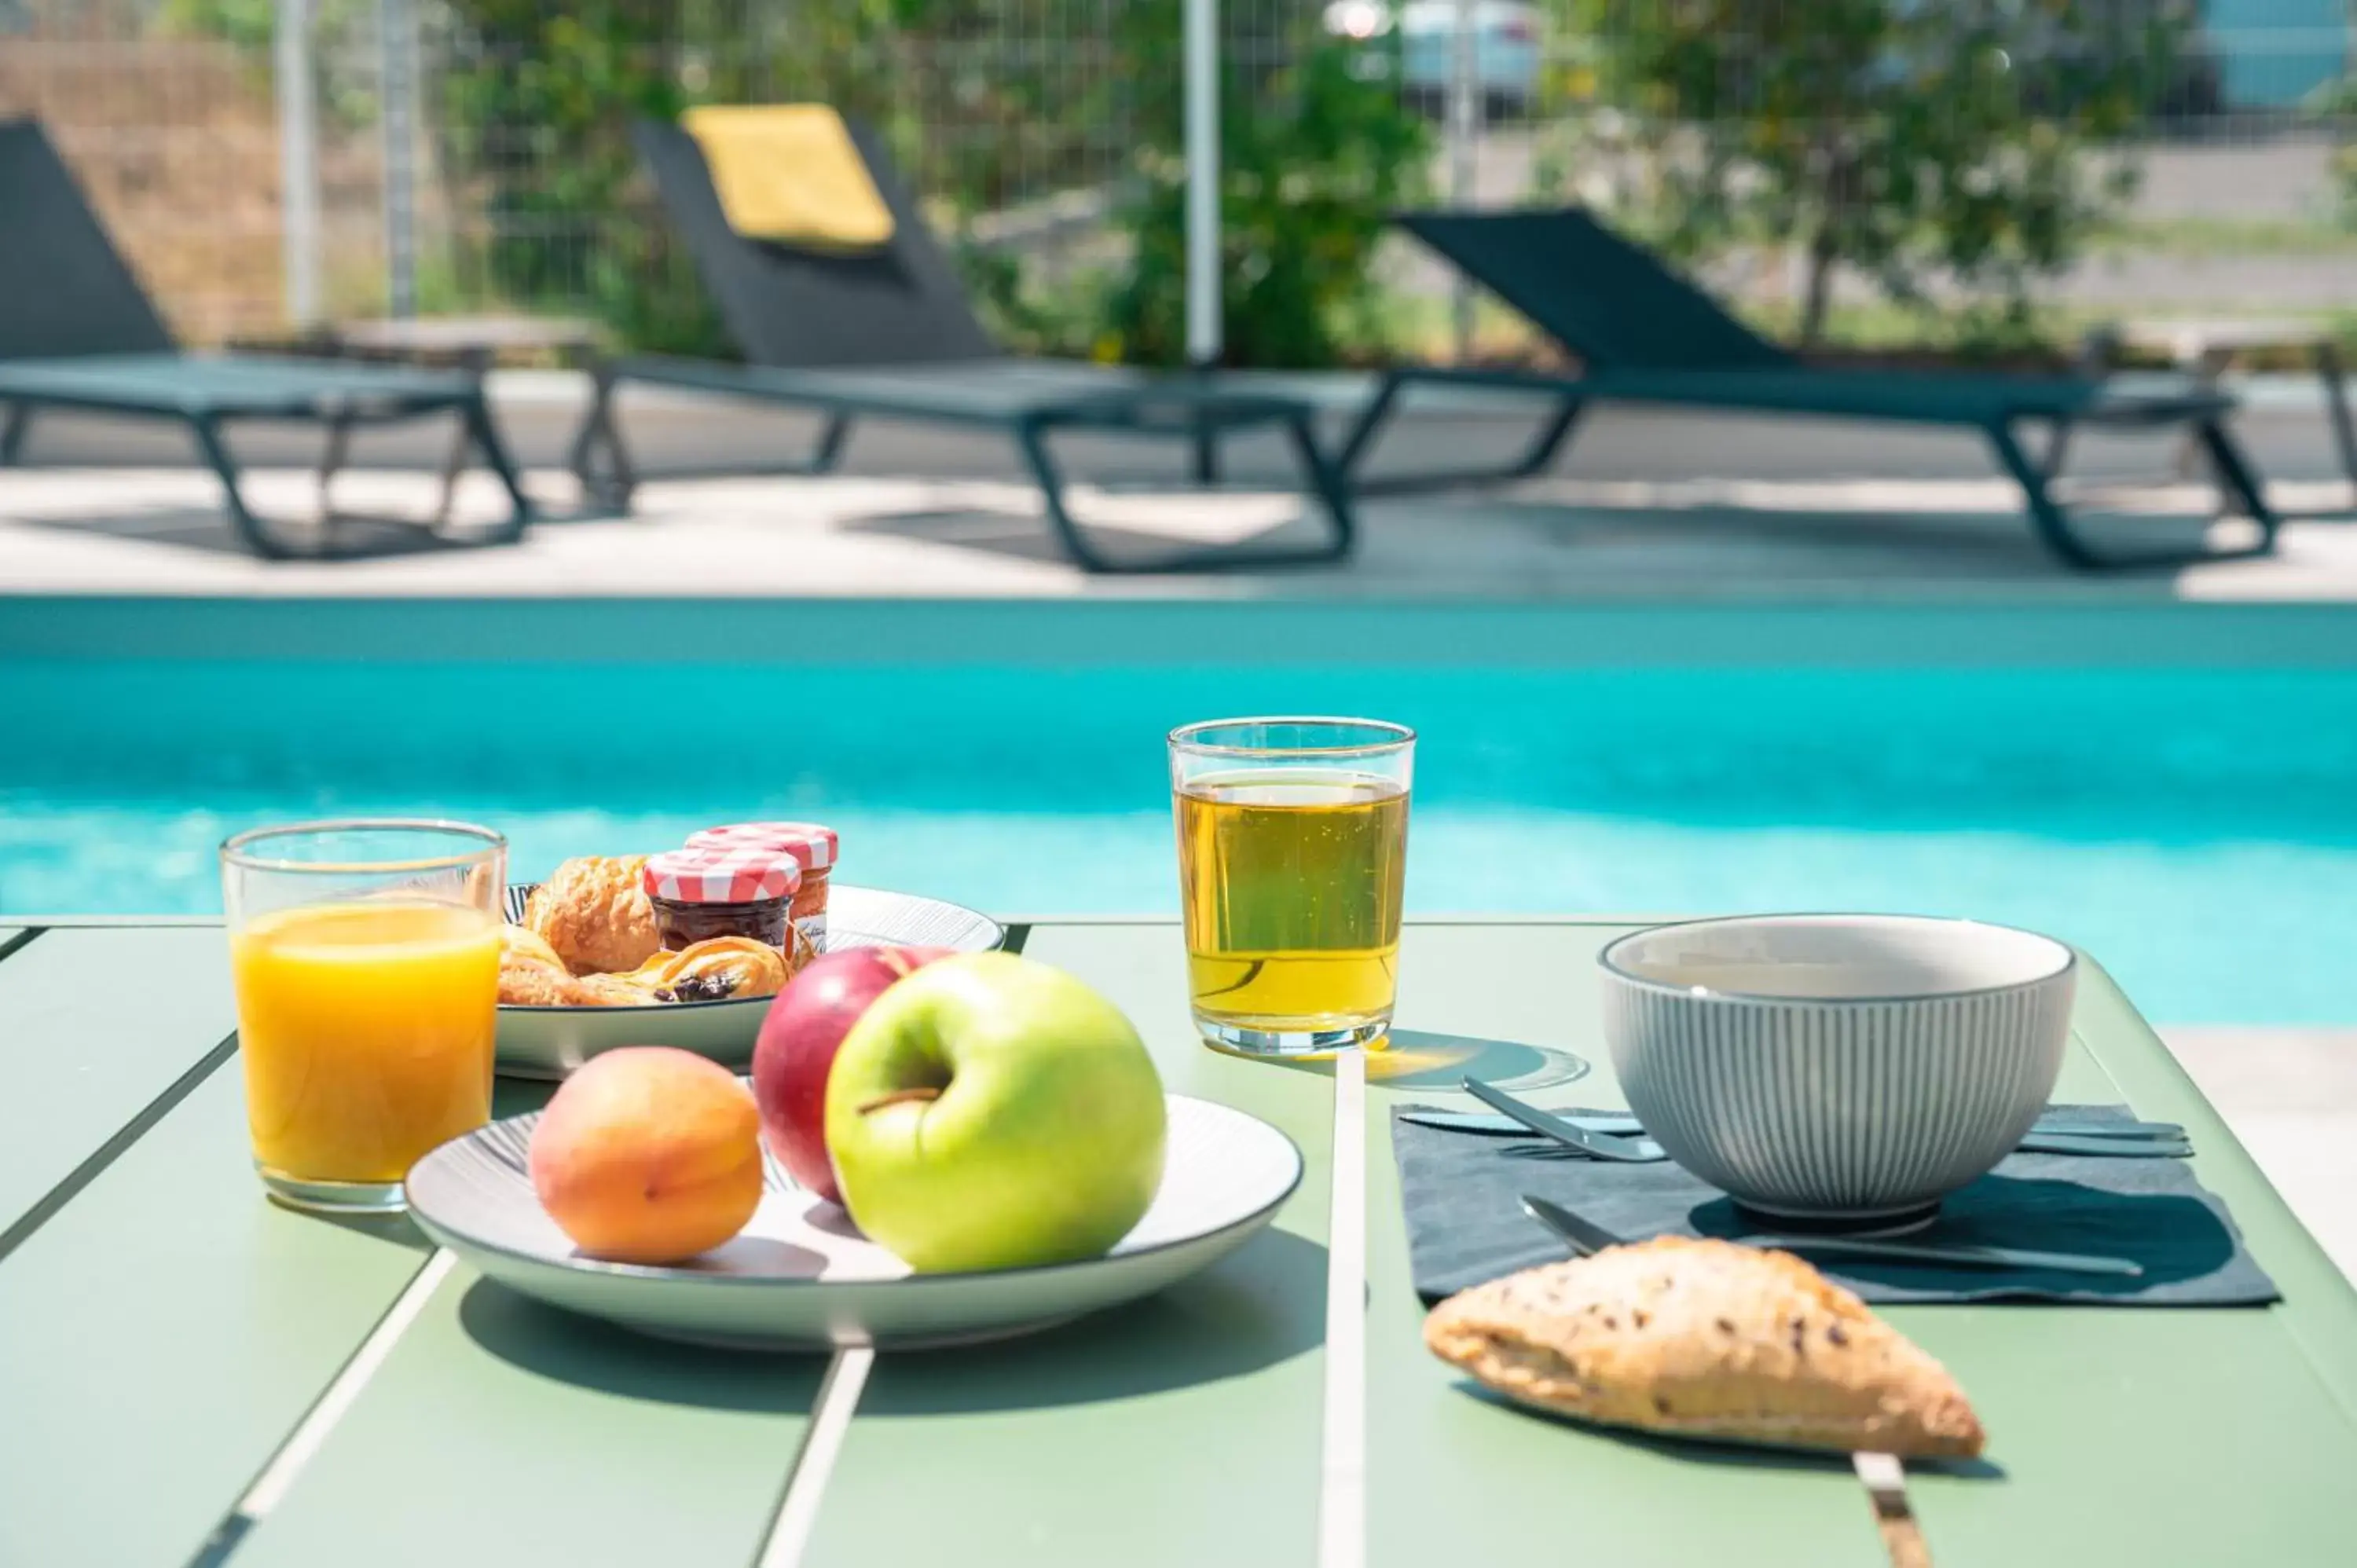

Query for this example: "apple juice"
[1175,771,1407,1047]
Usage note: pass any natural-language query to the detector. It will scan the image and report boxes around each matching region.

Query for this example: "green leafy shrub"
[1545,0,2193,344]
[2311,73,2357,230]
[166,0,1428,365]
[1095,5,1431,367]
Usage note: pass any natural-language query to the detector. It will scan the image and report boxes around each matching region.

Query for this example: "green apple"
[824,951,1167,1273]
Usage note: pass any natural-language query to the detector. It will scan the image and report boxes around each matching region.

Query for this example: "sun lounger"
[1340,208,2278,570]
[0,119,530,559]
[581,115,1353,573]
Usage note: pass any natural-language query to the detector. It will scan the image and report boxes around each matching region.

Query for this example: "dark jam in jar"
[641,848,802,955]
[687,822,840,951]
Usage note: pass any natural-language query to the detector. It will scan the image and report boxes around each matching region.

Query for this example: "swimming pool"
[5,600,2356,1024]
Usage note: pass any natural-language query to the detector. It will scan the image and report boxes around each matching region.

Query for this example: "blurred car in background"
[1321,0,1544,119]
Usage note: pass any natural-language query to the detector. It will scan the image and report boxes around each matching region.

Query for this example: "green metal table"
[2,918,2353,1568]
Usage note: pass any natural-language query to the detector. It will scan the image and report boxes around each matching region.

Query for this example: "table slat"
[0,1068,430,1568]
[6,918,2352,1568]
[0,927,236,1241]
[801,923,1333,1568]
[230,1266,828,1568]
[196,1061,825,1568]
[1365,924,2357,1568]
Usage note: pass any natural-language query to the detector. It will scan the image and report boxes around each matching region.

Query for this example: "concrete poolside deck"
[2165,1031,2357,1285]
[2,370,2354,599]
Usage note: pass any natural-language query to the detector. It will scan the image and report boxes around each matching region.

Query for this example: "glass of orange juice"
[222,820,504,1213]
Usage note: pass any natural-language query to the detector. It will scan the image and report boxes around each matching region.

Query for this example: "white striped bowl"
[1600,915,2075,1229]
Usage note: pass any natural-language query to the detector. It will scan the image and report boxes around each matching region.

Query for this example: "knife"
[1519,1194,2143,1279]
[1518,1194,1622,1257]
[1853,1450,1933,1568]
[1461,1078,1665,1163]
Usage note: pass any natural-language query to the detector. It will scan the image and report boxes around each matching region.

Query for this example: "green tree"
[1097,0,1431,366]
[431,0,1127,354]
[175,0,1428,365]
[1551,0,2192,344]
[2311,54,2357,229]
[434,0,889,352]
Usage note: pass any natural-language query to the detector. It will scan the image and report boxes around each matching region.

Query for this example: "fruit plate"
[407,1093,1302,1351]
[496,884,1003,1080]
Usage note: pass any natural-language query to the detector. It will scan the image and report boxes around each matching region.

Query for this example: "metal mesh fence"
[2,0,2352,357]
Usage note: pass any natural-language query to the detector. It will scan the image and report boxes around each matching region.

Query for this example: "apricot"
[529,1047,764,1264]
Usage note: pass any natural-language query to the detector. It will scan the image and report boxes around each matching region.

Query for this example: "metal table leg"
[317,403,356,523]
[2176,344,2234,482]
[2043,326,2120,479]
[2316,340,2357,507]
[433,347,493,524]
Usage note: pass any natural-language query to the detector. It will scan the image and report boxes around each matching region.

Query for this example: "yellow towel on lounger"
[681,104,895,250]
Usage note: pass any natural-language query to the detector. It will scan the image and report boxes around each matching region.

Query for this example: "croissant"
[501,924,566,970]
[526,856,660,975]
[1424,1237,1985,1458]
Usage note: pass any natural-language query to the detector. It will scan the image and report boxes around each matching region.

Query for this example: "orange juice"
[231,899,499,1185]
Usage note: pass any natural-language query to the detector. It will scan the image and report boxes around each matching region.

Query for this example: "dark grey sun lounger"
[0,119,528,559]
[579,116,1353,573]
[1340,208,2278,570]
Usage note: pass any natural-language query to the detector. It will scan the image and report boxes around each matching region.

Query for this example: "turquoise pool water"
[5,656,2356,1024]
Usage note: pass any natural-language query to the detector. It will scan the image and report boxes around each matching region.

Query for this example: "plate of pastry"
[497,844,1003,1079]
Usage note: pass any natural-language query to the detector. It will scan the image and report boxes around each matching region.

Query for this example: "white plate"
[495,883,1003,1079]
[407,1093,1301,1351]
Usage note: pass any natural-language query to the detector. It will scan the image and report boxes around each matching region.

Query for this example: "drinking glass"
[222,820,504,1213]
[1169,717,1414,1057]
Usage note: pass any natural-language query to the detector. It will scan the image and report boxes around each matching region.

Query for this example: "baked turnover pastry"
[1424,1236,1985,1457]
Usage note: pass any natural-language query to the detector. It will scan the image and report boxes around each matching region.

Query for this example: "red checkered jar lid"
[687,822,840,872]
[642,846,801,904]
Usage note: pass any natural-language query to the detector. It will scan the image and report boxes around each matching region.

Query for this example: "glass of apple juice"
[222,820,504,1213]
[1169,717,1413,1057]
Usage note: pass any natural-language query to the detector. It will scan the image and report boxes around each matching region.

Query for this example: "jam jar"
[640,847,801,955]
[687,822,838,950]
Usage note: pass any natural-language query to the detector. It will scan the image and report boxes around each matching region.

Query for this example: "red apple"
[753,946,955,1203]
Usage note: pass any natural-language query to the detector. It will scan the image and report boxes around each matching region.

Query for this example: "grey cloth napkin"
[1395,1103,2280,1307]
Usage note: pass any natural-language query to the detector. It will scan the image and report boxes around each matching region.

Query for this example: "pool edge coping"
[12,596,2357,667]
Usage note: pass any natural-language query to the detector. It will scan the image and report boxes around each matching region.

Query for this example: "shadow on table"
[1266,1030,1589,1094]
[857,1225,1330,1415]
[288,1207,438,1255]
[492,1078,562,1120]
[453,1224,1325,1414]
[1689,1178,2247,1302]
[1450,1384,2009,1481]
[458,1279,828,1413]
